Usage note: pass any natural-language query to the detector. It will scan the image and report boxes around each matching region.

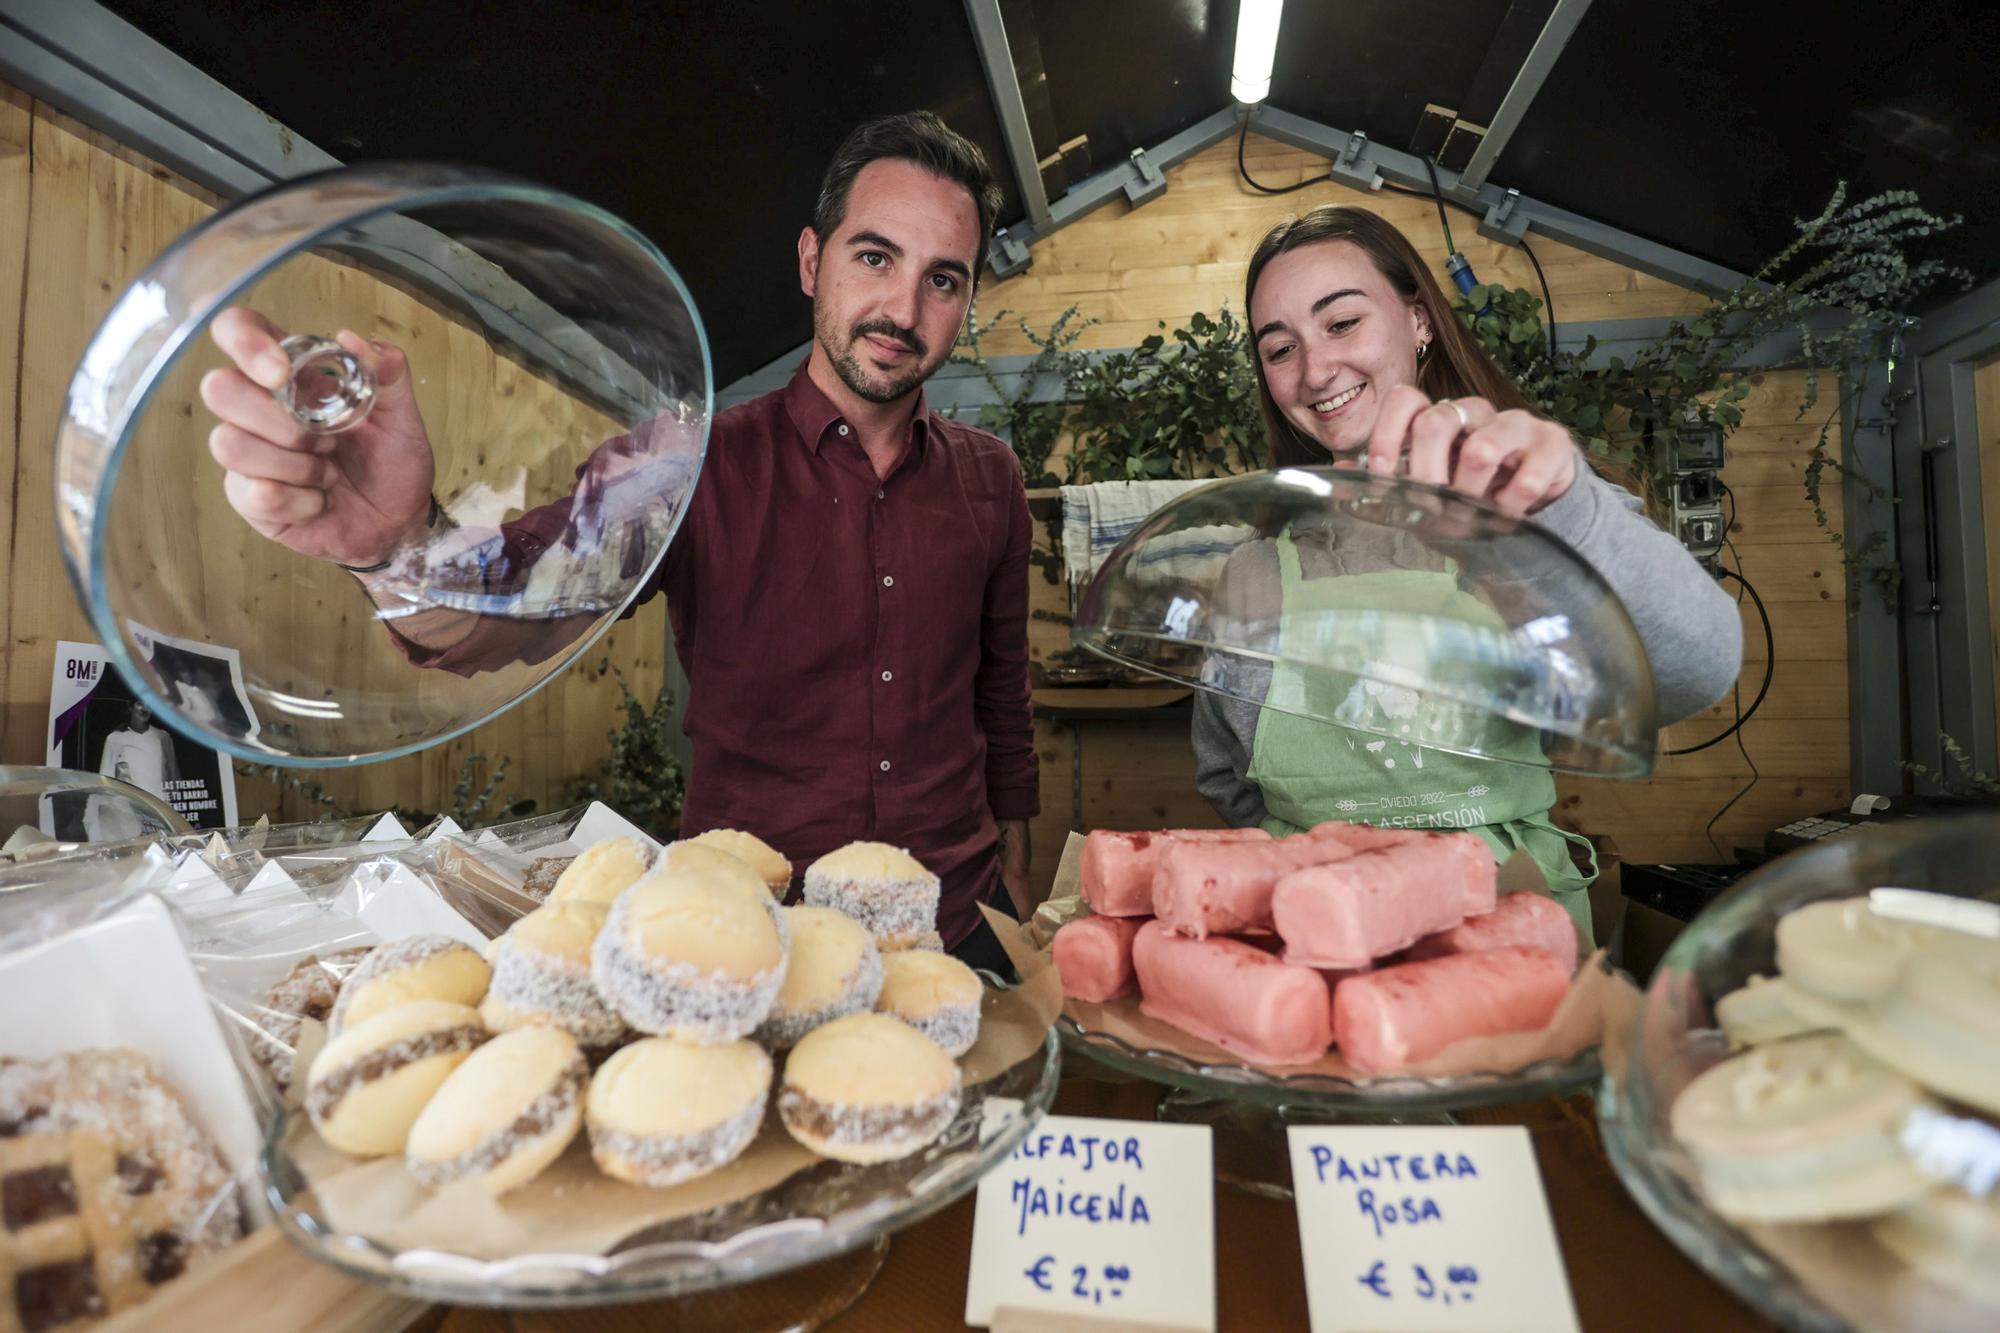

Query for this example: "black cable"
[1701,521,1761,858]
[1419,158,1456,253]
[1393,171,1557,351]
[1667,505,1774,755]
[1237,117,1326,196]
[1520,236,1557,360]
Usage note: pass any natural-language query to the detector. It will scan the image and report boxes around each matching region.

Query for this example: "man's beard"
[816,304,936,405]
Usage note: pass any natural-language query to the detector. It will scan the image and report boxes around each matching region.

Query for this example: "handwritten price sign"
[1288,1125,1580,1333]
[965,1111,1215,1330]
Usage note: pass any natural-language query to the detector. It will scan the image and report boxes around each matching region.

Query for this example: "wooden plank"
[1652,714,1846,779]
[1726,483,1844,544]
[1552,775,1850,864]
[1976,353,2000,707]
[1680,656,1847,722]
[0,85,30,753]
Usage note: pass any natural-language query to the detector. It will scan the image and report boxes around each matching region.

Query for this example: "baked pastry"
[874,950,982,1058]
[1841,938,2000,1115]
[586,1037,771,1187]
[250,945,371,1097]
[520,855,574,903]
[647,842,771,901]
[0,1049,243,1329]
[1873,1187,2000,1306]
[682,829,791,897]
[482,900,630,1049]
[329,935,491,1035]
[1774,896,1943,1002]
[547,836,653,907]
[1714,974,1821,1048]
[879,931,944,953]
[757,906,883,1050]
[1669,1032,1936,1222]
[779,1013,961,1164]
[405,1027,587,1195]
[305,1000,487,1157]
[803,842,939,948]
[591,871,790,1042]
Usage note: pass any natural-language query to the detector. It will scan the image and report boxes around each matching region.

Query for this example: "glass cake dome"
[54,165,711,766]
[1071,467,1658,777]
[1599,814,2000,1332]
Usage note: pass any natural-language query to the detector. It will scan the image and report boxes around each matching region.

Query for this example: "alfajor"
[406,1026,587,1194]
[305,1000,487,1156]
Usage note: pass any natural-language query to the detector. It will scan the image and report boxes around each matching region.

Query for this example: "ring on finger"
[1439,398,1472,430]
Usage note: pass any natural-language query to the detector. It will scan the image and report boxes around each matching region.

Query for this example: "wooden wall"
[0,83,667,823]
[999,131,1848,891]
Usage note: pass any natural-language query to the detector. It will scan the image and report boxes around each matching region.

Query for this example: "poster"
[45,639,243,837]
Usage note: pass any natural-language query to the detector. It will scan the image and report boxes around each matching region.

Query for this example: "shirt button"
[837,423,850,436]
[876,488,885,500]
[879,760,892,772]
[880,670,893,682]
[882,575,894,587]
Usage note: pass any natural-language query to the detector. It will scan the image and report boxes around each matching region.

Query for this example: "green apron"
[1244,530,1596,935]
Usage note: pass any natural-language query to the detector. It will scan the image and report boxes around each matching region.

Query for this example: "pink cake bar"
[1404,890,1579,974]
[1332,946,1571,1075]
[1132,921,1333,1065]
[1151,835,1369,938]
[1080,827,1271,917]
[1052,915,1148,1002]
[1270,833,1497,969]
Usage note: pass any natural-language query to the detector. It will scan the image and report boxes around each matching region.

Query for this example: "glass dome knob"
[276,333,375,433]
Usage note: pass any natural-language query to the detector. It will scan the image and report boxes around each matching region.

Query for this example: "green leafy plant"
[1456,183,1970,604]
[568,659,686,840]
[952,304,1267,584]
[1903,732,2000,799]
[950,303,1096,489]
[1063,308,1267,485]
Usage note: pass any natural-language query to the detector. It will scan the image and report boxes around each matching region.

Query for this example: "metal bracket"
[1121,146,1166,208]
[1478,187,1529,244]
[1329,130,1381,191]
[989,228,1033,280]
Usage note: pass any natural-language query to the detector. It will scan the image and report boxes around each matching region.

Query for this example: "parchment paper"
[305,948,1062,1259]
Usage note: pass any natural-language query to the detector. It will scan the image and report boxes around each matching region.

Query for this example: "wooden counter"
[429,1072,1777,1333]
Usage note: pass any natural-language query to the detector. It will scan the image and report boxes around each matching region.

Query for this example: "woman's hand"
[1362,384,1579,517]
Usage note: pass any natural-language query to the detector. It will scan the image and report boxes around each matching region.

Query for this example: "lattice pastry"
[0,1050,241,1333]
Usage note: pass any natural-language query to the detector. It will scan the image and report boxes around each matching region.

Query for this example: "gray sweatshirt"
[1191,465,1746,827]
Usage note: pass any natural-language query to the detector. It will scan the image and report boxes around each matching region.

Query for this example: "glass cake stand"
[262,1023,1060,1316]
[1599,816,2000,1333]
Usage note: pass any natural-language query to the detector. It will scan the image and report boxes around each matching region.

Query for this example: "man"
[86,702,180,841]
[198,112,1038,969]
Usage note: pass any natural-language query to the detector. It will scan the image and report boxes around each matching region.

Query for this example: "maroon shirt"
[404,366,1039,945]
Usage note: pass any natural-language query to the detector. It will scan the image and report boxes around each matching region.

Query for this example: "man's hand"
[997,818,1033,918]
[201,307,439,567]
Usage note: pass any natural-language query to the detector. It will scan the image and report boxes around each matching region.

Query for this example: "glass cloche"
[1071,468,1658,776]
[1599,815,2000,1332]
[54,165,710,765]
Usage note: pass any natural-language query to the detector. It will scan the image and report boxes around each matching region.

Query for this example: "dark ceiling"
[99,0,1995,386]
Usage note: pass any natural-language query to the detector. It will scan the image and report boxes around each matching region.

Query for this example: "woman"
[1192,207,1743,934]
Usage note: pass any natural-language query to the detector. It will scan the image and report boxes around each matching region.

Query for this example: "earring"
[1416,340,1430,360]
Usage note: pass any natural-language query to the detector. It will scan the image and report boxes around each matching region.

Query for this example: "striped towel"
[1060,479,1250,602]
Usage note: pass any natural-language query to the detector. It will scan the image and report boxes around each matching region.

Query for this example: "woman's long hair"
[1245,207,1613,482]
